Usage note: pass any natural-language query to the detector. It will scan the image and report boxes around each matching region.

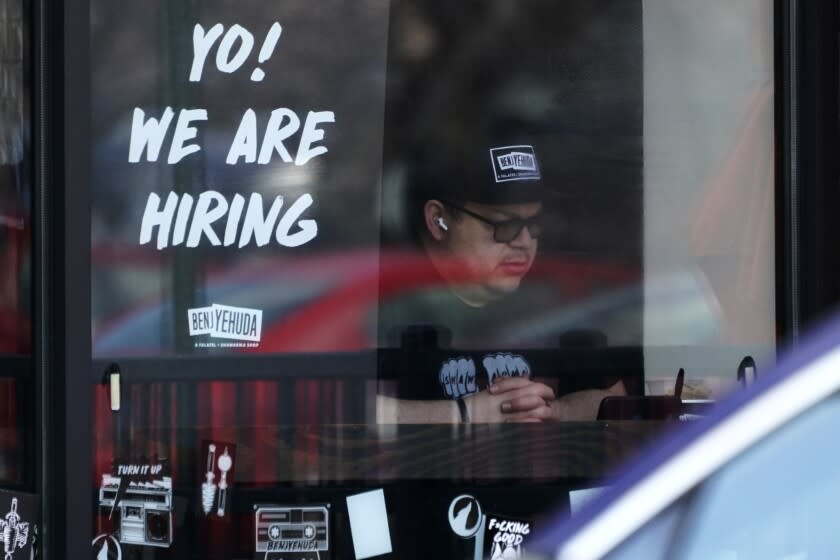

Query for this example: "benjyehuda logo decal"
[187,303,263,348]
[489,145,541,183]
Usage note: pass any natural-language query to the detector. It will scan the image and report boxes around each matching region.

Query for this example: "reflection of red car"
[0,213,30,354]
[0,213,29,485]
[257,252,638,352]
[93,250,638,355]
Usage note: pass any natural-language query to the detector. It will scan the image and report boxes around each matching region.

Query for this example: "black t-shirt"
[380,286,512,348]
[377,265,637,400]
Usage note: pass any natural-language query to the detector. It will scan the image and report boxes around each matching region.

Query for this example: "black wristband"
[456,398,469,423]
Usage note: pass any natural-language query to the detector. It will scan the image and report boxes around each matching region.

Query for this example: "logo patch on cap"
[490,145,541,183]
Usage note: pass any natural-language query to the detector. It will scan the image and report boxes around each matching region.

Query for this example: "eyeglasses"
[441,201,543,243]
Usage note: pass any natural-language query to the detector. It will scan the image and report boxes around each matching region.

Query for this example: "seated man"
[377,142,626,423]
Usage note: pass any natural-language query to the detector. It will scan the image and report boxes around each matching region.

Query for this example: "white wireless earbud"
[437,217,448,231]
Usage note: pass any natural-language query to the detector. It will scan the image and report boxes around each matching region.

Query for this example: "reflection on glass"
[91,0,389,357]
[0,379,23,484]
[643,0,775,398]
[91,0,776,399]
[87,0,776,557]
[677,395,840,559]
[0,0,30,355]
[375,0,643,423]
[604,502,684,560]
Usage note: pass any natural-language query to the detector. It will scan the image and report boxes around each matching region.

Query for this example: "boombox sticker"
[98,459,173,548]
[198,441,236,519]
[254,504,330,560]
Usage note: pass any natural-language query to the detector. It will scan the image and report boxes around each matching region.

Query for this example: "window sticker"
[254,504,330,560]
[0,489,36,560]
[132,21,328,251]
[91,534,122,560]
[198,441,236,519]
[448,494,483,536]
[448,495,485,558]
[188,304,263,348]
[346,490,392,559]
[483,515,531,560]
[98,459,173,548]
[91,1,390,357]
[448,495,534,560]
[568,487,607,516]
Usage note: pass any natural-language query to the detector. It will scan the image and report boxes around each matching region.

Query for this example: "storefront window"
[643,0,775,398]
[0,0,31,488]
[88,1,775,558]
[0,0,30,356]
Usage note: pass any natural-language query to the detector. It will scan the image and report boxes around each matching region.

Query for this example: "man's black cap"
[409,139,548,206]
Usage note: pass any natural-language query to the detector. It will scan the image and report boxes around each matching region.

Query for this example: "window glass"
[90,1,775,382]
[643,0,775,398]
[0,0,30,356]
[88,1,775,558]
[0,379,23,484]
[600,394,840,559]
[0,0,30,490]
[672,395,840,560]
[604,501,686,560]
[90,1,389,356]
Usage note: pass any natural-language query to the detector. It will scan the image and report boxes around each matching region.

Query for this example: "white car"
[531,315,840,560]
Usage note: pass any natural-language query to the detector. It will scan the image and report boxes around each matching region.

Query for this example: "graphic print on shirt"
[438,357,478,399]
[482,353,531,386]
[438,353,532,399]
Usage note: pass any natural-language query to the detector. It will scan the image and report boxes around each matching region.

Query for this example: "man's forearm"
[376,394,460,423]
[552,379,627,421]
